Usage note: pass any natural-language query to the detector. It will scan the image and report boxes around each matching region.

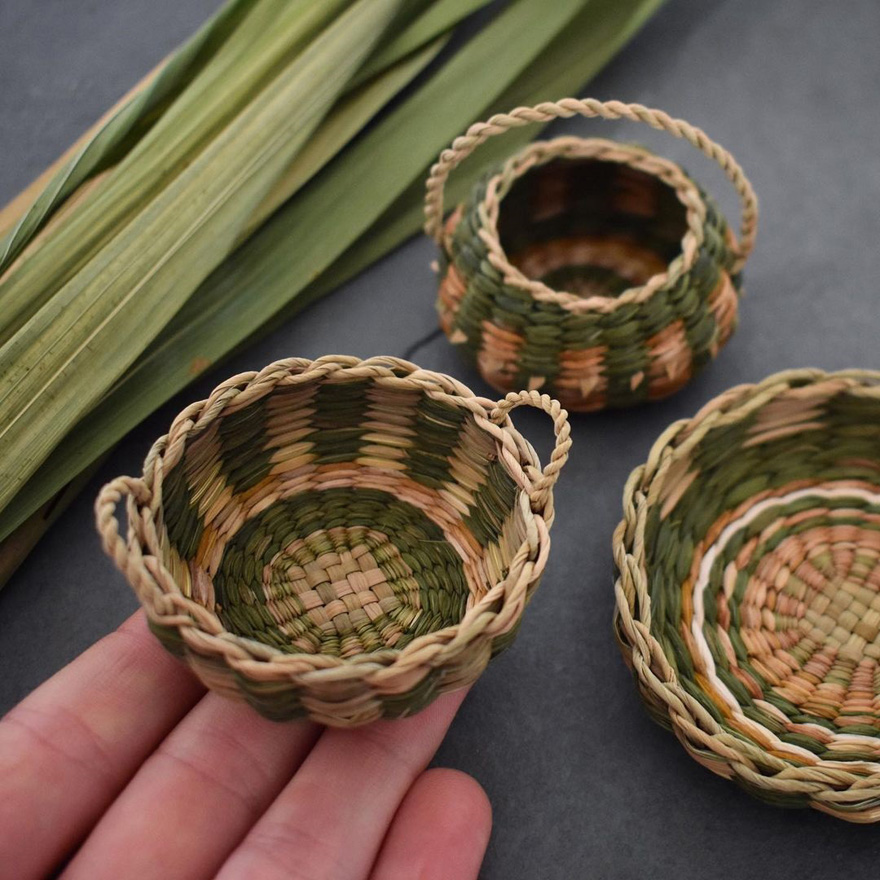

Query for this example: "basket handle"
[424,97,758,274]
[95,476,170,605]
[490,391,571,512]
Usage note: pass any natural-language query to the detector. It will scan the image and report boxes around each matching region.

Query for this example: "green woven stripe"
[679,195,739,372]
[212,487,470,655]
[463,457,519,548]
[596,300,651,406]
[404,394,469,489]
[309,378,372,463]
[233,671,308,722]
[379,667,445,719]
[217,398,275,494]
[148,617,314,719]
[162,459,205,559]
[515,306,566,391]
[447,192,497,356]
[651,414,880,567]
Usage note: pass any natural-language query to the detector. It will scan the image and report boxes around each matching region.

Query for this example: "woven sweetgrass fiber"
[426,97,758,412]
[96,355,570,727]
[614,369,880,822]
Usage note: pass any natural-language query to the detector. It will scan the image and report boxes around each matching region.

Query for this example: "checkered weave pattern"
[426,98,757,411]
[614,370,880,821]
[97,356,570,727]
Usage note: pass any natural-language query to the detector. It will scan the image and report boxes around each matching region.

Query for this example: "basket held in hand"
[426,97,758,412]
[97,355,571,727]
[614,369,880,821]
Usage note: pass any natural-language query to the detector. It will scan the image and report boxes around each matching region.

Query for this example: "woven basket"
[426,98,758,412]
[97,355,571,727]
[614,369,880,821]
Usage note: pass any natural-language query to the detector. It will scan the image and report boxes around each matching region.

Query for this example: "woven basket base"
[202,488,473,658]
[511,234,671,299]
[687,482,880,757]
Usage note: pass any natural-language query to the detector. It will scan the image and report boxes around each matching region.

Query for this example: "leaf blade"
[0,0,259,270]
[0,0,403,511]
[0,0,355,345]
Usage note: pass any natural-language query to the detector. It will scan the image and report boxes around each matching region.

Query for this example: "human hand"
[0,612,491,879]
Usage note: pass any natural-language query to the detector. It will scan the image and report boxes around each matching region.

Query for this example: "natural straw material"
[426,97,758,411]
[97,355,571,726]
[614,369,880,821]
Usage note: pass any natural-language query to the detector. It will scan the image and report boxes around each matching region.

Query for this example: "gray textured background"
[3,1,880,877]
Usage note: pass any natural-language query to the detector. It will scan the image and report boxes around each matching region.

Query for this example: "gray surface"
[2,0,880,877]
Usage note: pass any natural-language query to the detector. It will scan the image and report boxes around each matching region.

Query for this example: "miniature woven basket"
[614,369,880,821]
[97,355,571,727]
[426,98,758,412]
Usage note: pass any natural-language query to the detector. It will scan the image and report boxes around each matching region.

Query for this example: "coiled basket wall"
[614,369,880,821]
[427,98,758,412]
[97,355,570,727]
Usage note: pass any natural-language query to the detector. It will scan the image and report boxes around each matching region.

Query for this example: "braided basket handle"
[491,391,571,512]
[96,477,149,559]
[424,98,758,274]
[95,476,173,607]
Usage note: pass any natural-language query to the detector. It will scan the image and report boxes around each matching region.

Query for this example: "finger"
[217,688,469,880]
[63,696,320,880]
[0,612,203,879]
[370,768,492,880]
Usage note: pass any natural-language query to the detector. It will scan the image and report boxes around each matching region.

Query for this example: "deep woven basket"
[97,355,571,727]
[614,369,880,821]
[426,98,758,412]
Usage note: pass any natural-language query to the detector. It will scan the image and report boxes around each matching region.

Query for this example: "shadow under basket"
[97,355,570,727]
[426,98,758,412]
[614,369,880,821]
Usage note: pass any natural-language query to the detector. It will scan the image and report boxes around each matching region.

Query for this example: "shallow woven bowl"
[426,98,758,412]
[97,355,570,727]
[614,369,880,821]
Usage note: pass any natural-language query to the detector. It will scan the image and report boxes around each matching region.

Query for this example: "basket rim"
[99,355,559,685]
[613,367,880,819]
[448,136,715,316]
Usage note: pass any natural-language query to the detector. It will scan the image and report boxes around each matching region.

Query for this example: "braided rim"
[97,355,571,686]
[613,368,880,821]
[425,98,758,307]
[472,137,709,314]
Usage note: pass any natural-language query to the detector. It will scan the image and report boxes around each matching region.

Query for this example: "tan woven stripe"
[477,322,523,393]
[743,391,832,448]
[646,319,692,400]
[708,271,739,356]
[557,346,608,409]
[438,261,467,339]
[359,382,419,471]
[444,416,494,510]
